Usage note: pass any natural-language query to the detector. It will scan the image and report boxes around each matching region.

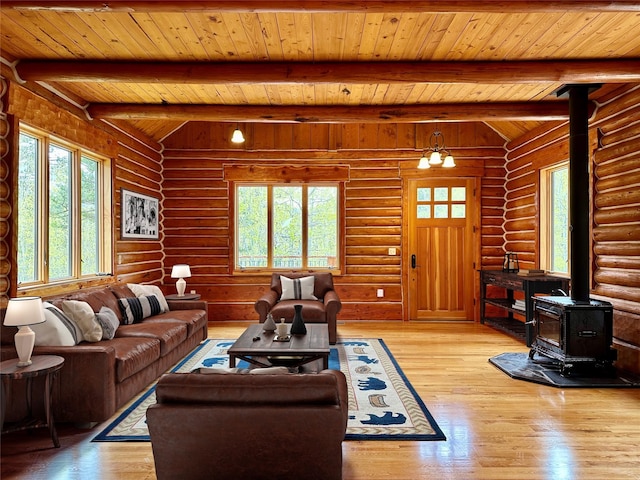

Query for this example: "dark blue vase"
[290,304,307,335]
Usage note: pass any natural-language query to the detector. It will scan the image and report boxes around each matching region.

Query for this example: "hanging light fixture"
[418,128,455,169]
[231,124,245,143]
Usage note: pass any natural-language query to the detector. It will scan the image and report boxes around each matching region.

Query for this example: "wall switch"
[377,288,384,298]
[388,247,397,256]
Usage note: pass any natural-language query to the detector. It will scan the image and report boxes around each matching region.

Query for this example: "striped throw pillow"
[118,295,163,324]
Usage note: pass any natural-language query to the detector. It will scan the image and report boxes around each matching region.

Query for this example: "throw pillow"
[118,295,163,325]
[95,306,120,340]
[31,302,81,346]
[62,300,103,342]
[127,283,170,312]
[280,275,317,301]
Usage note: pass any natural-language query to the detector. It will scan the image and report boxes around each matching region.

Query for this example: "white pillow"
[127,283,170,312]
[280,275,317,301]
[31,302,81,346]
[62,300,103,342]
[95,306,119,340]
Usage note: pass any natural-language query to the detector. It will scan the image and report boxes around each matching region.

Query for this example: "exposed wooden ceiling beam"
[3,0,640,13]
[87,102,576,123]
[16,59,640,85]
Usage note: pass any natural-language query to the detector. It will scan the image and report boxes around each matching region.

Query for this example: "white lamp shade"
[417,155,431,169]
[3,297,45,327]
[442,154,456,168]
[231,128,245,143]
[429,151,442,165]
[171,264,191,279]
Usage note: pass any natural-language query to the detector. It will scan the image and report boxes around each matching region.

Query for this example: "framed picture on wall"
[121,188,159,239]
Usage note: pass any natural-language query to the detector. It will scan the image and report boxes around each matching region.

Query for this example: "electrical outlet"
[377,288,384,298]
[388,247,397,255]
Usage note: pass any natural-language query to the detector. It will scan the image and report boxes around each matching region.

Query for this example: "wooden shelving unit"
[480,270,570,346]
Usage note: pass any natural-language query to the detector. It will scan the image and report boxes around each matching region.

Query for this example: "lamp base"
[176,278,186,297]
[14,325,36,367]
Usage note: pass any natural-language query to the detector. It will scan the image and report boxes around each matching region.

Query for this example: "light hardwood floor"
[2,321,639,480]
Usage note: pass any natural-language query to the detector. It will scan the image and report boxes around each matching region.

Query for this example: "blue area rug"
[93,338,446,442]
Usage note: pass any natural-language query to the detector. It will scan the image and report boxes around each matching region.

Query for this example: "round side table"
[1,355,64,448]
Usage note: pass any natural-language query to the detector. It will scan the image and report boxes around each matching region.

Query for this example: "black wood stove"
[529,85,617,375]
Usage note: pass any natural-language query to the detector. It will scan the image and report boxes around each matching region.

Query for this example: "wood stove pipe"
[561,84,600,303]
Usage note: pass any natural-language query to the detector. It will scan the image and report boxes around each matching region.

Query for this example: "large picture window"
[540,162,570,275]
[17,125,112,288]
[235,184,339,271]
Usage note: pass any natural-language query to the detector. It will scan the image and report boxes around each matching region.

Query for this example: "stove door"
[564,309,608,358]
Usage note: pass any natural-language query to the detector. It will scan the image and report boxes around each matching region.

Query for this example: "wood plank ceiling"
[1,1,640,142]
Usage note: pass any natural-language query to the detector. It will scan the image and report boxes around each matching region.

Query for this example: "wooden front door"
[407,178,476,320]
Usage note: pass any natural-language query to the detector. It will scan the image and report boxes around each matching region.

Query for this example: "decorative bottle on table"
[290,304,307,335]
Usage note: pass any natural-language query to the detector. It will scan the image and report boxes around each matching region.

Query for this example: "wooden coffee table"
[228,324,330,370]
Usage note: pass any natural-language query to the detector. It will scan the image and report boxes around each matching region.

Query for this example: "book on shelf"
[517,269,546,276]
[513,299,526,311]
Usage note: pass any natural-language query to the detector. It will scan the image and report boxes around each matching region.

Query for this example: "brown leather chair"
[147,369,348,480]
[255,272,341,344]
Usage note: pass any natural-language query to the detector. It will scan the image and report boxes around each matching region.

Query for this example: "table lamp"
[3,297,46,367]
[171,264,191,297]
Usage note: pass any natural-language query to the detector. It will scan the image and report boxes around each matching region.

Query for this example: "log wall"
[505,84,640,373]
[1,79,163,299]
[161,122,506,321]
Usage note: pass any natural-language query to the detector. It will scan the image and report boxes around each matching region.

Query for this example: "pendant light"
[231,124,245,143]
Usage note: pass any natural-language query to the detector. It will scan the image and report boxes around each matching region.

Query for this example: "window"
[540,162,569,275]
[235,184,339,271]
[17,125,112,288]
[416,186,466,219]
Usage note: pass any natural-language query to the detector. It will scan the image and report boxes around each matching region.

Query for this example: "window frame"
[232,181,343,274]
[17,124,113,291]
[539,161,570,276]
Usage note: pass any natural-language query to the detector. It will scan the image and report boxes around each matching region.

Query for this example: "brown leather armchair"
[254,272,341,344]
[147,369,349,480]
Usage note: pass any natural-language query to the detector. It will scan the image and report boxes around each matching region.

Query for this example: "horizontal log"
[346,197,400,208]
[5,1,640,13]
[611,309,640,345]
[346,226,402,236]
[16,59,640,85]
[345,236,401,247]
[504,241,536,253]
[87,102,572,123]
[595,255,640,270]
[594,242,640,256]
[593,205,640,226]
[594,269,640,288]
[505,204,536,218]
[346,208,402,217]
[593,225,640,242]
[594,137,640,165]
[597,118,640,146]
[595,171,640,193]
[346,256,401,266]
[595,155,640,180]
[505,172,536,192]
[592,284,640,305]
[595,188,640,209]
[504,218,536,232]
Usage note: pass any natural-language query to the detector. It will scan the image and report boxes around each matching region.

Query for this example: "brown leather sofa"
[0,284,208,424]
[254,271,341,344]
[147,369,348,480]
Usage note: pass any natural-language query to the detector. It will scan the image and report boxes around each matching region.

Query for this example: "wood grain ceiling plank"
[254,13,285,60]
[182,13,227,60]
[0,12,60,59]
[369,13,403,60]
[311,13,348,61]
[547,13,624,58]
[354,13,384,61]
[398,13,437,59]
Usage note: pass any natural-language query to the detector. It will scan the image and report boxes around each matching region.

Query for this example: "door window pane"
[417,187,431,201]
[434,205,449,218]
[451,187,466,201]
[417,205,431,218]
[452,204,466,218]
[434,187,448,201]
